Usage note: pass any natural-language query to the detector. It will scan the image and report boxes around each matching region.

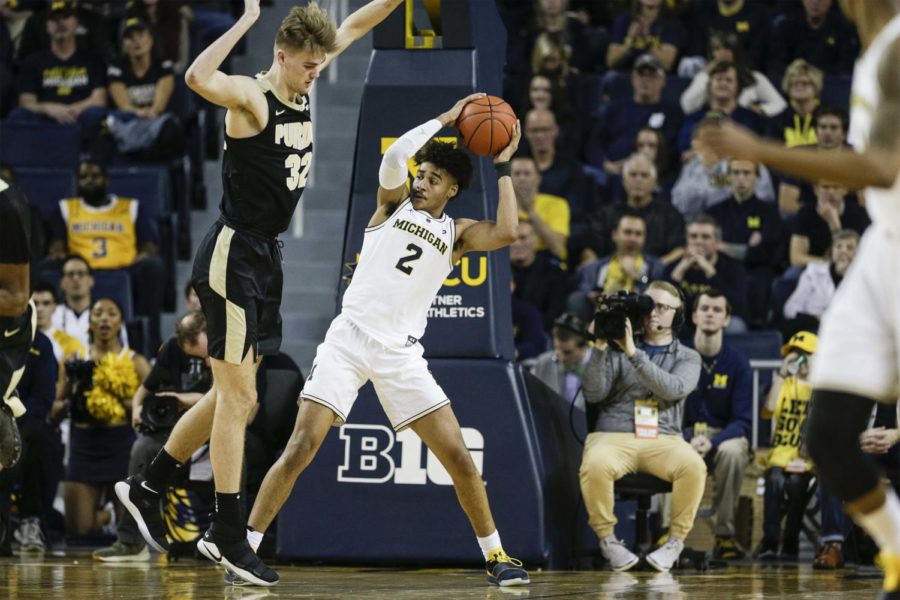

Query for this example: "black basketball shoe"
[196,522,278,587]
[114,474,170,552]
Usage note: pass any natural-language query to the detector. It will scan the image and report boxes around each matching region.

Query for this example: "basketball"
[457,95,517,157]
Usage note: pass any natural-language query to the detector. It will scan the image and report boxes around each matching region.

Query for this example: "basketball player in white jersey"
[235,94,529,586]
[701,2,900,596]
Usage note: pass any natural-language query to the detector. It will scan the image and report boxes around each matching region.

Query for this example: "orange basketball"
[457,95,517,157]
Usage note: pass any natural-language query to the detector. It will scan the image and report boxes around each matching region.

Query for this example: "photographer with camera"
[93,310,211,562]
[580,281,704,572]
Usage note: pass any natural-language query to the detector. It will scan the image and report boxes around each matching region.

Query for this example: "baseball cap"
[120,17,149,39]
[780,331,818,357]
[633,53,664,74]
[49,0,75,16]
[553,313,587,338]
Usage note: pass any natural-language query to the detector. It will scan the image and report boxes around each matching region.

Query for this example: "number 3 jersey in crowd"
[220,75,312,237]
[342,198,456,349]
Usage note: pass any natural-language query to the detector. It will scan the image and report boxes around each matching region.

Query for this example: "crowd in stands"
[0,0,894,574]
[501,0,868,353]
[505,0,896,569]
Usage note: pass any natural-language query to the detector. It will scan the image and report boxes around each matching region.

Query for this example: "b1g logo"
[337,424,484,485]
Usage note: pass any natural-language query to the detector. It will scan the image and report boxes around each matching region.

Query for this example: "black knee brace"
[806,389,879,502]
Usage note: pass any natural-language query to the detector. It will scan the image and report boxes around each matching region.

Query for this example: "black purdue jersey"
[0,177,30,265]
[221,76,313,237]
[0,176,33,351]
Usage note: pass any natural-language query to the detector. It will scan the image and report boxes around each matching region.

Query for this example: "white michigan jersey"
[341,198,456,349]
[848,12,900,233]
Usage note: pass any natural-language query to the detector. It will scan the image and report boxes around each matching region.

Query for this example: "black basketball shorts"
[0,301,36,402]
[192,220,284,364]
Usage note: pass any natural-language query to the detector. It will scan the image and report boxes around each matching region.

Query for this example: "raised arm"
[699,120,900,190]
[320,0,405,71]
[184,0,264,113]
[453,121,522,258]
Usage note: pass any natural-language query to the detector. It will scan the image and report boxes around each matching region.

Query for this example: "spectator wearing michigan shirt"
[10,1,107,130]
[46,158,163,350]
[756,331,818,561]
[511,155,569,262]
[682,290,752,561]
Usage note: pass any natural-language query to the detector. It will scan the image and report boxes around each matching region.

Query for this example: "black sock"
[215,492,244,530]
[144,449,181,493]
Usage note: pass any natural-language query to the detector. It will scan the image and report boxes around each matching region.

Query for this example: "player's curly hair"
[414,140,473,201]
[276,2,338,55]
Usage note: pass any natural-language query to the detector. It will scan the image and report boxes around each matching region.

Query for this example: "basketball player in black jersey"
[0,175,36,472]
[115,0,403,586]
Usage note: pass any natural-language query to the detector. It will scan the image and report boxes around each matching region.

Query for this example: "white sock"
[247,527,264,553]
[477,531,502,560]
[855,488,900,556]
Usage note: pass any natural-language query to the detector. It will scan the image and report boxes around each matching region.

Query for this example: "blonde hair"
[275,3,338,55]
[648,280,683,307]
[781,59,824,97]
[530,32,572,78]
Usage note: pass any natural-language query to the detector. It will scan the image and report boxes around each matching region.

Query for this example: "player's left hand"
[494,119,521,163]
[437,93,486,127]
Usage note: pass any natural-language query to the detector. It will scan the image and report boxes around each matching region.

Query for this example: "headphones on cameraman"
[651,285,685,333]
[670,288,686,332]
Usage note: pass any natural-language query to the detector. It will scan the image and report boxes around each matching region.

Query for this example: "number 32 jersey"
[221,75,312,237]
[342,198,456,349]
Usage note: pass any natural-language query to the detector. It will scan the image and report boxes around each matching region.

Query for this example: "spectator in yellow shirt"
[511,155,569,261]
[757,331,818,560]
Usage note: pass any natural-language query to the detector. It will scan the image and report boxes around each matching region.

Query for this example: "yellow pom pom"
[93,353,139,401]
[85,388,126,424]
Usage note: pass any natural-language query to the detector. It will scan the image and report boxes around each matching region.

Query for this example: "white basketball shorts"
[811,224,900,401]
[300,313,450,430]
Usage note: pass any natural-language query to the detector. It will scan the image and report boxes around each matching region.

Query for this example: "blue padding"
[107,166,170,220]
[14,167,75,221]
[0,121,80,167]
[276,360,547,565]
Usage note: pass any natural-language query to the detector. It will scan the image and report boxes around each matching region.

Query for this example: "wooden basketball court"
[0,552,886,598]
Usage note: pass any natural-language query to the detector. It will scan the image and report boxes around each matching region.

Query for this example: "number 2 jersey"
[221,75,312,237]
[341,198,456,349]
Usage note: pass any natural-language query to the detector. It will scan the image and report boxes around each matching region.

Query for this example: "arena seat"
[724,330,783,362]
[770,268,802,324]
[615,473,673,554]
[821,74,852,111]
[0,121,80,167]
[13,167,76,221]
[107,166,171,221]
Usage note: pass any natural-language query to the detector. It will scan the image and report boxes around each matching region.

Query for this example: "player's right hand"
[438,93,486,127]
[697,120,762,162]
[243,0,261,19]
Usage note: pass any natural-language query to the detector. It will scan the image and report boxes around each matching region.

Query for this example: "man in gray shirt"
[580,281,704,572]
